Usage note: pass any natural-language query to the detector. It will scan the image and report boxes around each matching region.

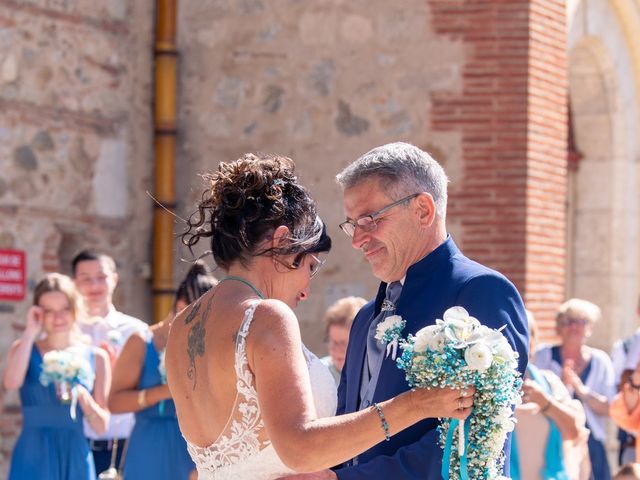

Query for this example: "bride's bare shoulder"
[246,299,302,347]
[252,299,298,327]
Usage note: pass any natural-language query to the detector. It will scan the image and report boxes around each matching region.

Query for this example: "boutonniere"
[375,314,406,360]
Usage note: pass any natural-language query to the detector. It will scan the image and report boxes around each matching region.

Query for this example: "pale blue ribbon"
[442,418,470,480]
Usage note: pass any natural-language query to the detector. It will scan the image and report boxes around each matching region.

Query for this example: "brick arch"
[567,30,639,347]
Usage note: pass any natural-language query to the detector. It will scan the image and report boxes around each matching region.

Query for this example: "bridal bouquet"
[39,348,94,420]
[389,307,522,480]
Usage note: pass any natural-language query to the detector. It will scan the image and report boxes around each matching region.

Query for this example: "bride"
[166,154,474,480]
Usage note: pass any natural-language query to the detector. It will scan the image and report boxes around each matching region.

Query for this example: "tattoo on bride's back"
[184,302,201,325]
[186,295,214,390]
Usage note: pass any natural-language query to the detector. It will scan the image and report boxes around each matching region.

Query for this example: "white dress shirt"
[79,306,149,440]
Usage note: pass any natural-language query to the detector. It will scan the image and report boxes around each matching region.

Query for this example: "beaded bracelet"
[373,402,391,442]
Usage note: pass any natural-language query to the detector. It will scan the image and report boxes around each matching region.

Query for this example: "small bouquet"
[387,306,522,480]
[375,315,406,361]
[40,348,95,420]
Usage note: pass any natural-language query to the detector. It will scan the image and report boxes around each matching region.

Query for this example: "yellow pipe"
[152,0,177,323]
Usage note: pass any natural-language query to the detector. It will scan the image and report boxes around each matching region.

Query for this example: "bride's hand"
[410,385,475,420]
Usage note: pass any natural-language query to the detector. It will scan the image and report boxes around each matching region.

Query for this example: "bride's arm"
[248,300,472,474]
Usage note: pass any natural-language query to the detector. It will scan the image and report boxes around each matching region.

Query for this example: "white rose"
[464,342,493,372]
[492,338,518,366]
[413,325,446,353]
[374,315,404,342]
[441,307,481,347]
[469,325,504,347]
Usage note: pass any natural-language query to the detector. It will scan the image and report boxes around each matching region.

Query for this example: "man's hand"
[277,470,338,480]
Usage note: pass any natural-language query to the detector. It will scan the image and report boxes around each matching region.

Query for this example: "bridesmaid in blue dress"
[3,273,111,480]
[109,261,216,479]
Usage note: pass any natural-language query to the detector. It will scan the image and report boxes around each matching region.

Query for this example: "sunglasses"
[277,253,325,279]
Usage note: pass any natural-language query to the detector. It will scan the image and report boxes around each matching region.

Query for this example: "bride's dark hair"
[182,153,331,270]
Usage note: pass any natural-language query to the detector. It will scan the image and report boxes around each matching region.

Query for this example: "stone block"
[12,145,38,171]
[340,14,373,45]
[571,209,611,275]
[335,100,369,136]
[574,160,613,210]
[572,113,613,158]
[93,138,128,218]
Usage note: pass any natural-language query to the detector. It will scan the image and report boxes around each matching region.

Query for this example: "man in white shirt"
[72,250,149,476]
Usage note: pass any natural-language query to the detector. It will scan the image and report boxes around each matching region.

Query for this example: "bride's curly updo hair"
[182,153,331,270]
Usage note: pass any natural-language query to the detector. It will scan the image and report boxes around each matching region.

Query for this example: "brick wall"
[430,0,568,333]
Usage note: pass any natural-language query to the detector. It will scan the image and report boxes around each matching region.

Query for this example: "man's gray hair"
[336,142,449,218]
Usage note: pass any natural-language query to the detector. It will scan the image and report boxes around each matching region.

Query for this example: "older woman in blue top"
[534,298,615,480]
[108,261,216,479]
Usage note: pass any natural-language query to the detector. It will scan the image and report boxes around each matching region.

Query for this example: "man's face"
[73,259,117,309]
[342,178,424,283]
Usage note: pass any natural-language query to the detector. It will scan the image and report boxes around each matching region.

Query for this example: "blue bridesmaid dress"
[123,337,195,479]
[9,346,96,480]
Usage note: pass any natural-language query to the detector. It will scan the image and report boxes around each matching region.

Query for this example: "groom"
[327,142,528,479]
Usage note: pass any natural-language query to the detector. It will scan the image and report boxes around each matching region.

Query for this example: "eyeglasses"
[339,193,420,238]
[277,253,326,279]
[558,317,589,327]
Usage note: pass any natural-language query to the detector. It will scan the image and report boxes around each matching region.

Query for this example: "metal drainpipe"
[152,0,177,323]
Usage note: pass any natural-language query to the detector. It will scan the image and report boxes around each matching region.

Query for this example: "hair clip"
[273,178,285,187]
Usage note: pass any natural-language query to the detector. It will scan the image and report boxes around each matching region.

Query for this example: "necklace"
[219,275,266,299]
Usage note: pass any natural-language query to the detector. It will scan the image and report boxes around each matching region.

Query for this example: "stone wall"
[0,1,154,473]
[175,0,468,349]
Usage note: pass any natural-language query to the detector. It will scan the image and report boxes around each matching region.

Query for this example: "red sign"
[0,250,26,301]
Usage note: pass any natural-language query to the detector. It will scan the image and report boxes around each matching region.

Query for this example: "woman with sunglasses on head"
[534,298,615,480]
[3,273,111,480]
[166,153,475,480]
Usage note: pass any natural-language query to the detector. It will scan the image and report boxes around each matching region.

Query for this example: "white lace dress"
[185,303,338,480]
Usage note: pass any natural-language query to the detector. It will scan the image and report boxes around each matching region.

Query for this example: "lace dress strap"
[186,301,271,476]
[234,302,260,380]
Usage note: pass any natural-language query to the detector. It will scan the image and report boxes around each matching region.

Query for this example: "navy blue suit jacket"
[335,236,529,479]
